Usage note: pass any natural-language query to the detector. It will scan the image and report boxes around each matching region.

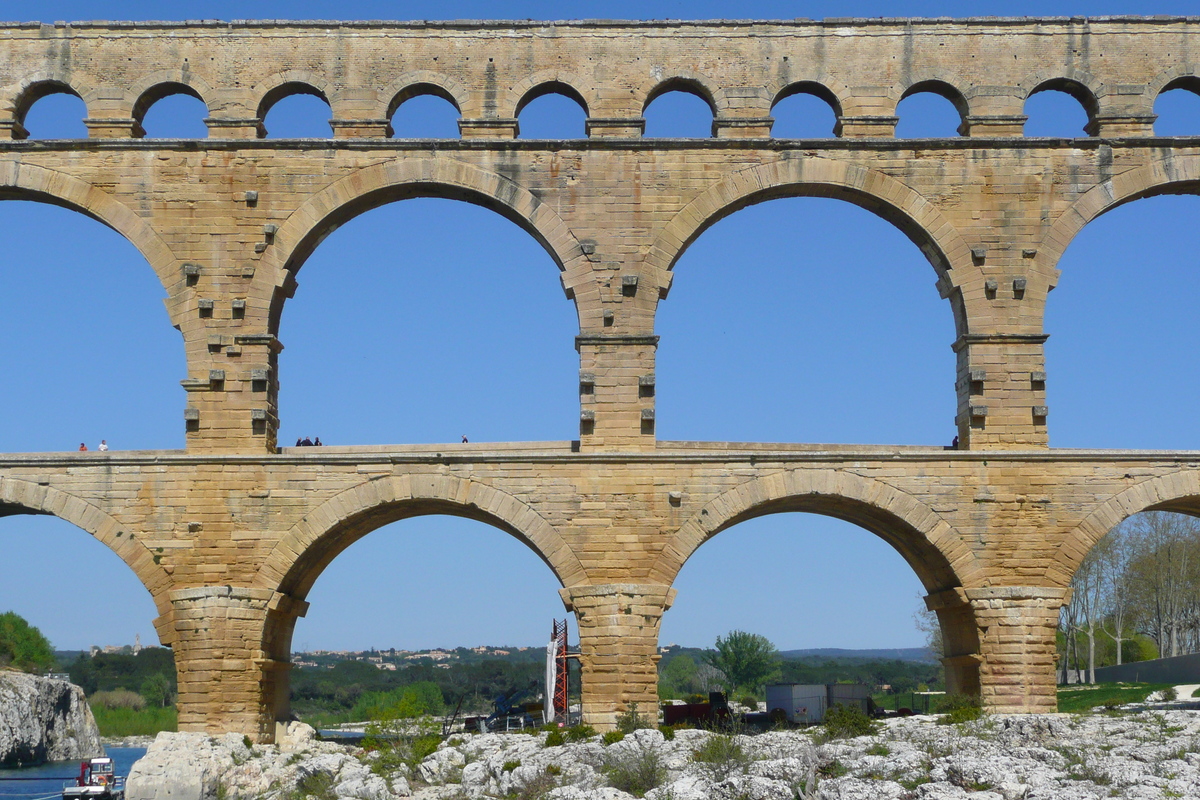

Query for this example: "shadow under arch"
[899,79,970,135]
[0,475,172,615]
[262,158,588,332]
[645,156,976,333]
[0,162,181,298]
[511,76,591,119]
[9,78,88,138]
[771,81,843,117]
[642,75,719,115]
[1040,154,1200,277]
[1049,470,1200,588]
[1023,76,1101,135]
[132,80,209,137]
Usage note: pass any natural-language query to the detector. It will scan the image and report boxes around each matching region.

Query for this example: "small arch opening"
[1154,77,1200,136]
[388,85,460,138]
[516,83,588,139]
[259,83,331,139]
[644,79,715,138]
[1024,80,1097,138]
[135,83,208,138]
[771,83,840,138]
[896,81,967,138]
[19,83,87,139]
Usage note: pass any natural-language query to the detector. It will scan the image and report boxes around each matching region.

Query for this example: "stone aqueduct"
[1,16,1199,739]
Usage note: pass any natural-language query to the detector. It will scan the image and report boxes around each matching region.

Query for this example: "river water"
[0,748,145,800]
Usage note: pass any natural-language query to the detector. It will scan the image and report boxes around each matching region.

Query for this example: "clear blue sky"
[1,0,1199,657]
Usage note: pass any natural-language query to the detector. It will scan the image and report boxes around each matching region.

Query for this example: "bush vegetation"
[0,612,55,672]
[821,704,879,740]
[603,740,665,797]
[934,694,983,725]
[90,705,178,737]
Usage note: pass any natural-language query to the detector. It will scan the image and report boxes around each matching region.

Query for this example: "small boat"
[62,757,124,800]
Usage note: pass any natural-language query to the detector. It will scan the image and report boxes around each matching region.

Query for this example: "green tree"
[141,672,173,708]
[658,654,700,699]
[706,630,780,696]
[0,612,55,673]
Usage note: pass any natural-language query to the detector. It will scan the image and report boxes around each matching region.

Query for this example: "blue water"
[0,748,144,800]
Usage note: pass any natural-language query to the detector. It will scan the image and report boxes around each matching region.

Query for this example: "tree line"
[1061,510,1200,682]
[657,632,942,702]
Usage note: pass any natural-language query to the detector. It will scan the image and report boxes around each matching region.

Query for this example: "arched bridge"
[2,16,1200,739]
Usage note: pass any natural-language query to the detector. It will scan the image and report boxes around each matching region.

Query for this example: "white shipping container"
[766,684,827,724]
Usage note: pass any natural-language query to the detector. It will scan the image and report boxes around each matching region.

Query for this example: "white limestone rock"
[0,670,103,767]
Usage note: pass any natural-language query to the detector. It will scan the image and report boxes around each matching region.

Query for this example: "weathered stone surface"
[2,17,1200,739]
[125,710,1200,799]
[0,670,103,767]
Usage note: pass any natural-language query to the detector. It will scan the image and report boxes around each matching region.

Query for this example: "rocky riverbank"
[126,708,1200,800]
[0,670,104,767]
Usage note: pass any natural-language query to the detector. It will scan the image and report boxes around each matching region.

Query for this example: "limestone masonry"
[0,16,1198,739]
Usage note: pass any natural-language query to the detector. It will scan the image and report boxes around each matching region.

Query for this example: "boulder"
[0,670,103,767]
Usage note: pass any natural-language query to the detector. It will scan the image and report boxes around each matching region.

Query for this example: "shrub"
[616,703,654,734]
[602,730,625,745]
[566,724,597,742]
[737,694,758,709]
[90,689,146,711]
[658,724,675,741]
[508,770,559,800]
[544,729,565,747]
[822,704,879,740]
[690,733,750,779]
[935,694,983,725]
[291,771,336,800]
[604,741,666,797]
[1162,686,1178,702]
[502,760,521,772]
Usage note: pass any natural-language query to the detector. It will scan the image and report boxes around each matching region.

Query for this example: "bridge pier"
[561,583,676,730]
[970,587,1069,714]
[168,587,277,742]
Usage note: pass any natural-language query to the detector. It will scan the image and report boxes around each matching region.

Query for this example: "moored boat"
[62,757,124,800]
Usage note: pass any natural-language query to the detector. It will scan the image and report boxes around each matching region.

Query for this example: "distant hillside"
[779,647,935,663]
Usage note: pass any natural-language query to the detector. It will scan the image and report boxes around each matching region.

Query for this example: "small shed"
[766,683,872,724]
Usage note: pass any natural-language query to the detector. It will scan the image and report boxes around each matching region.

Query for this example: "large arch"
[0,162,181,299]
[1049,470,1200,588]
[1042,154,1200,277]
[645,156,977,334]
[260,157,591,331]
[651,469,983,697]
[257,474,586,598]
[0,476,171,611]
[251,475,586,725]
[650,469,977,590]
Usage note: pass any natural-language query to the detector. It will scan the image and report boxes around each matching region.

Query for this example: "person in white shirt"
[98,440,109,451]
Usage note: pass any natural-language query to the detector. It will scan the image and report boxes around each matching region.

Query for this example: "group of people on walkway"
[78,440,108,451]
[295,437,323,446]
